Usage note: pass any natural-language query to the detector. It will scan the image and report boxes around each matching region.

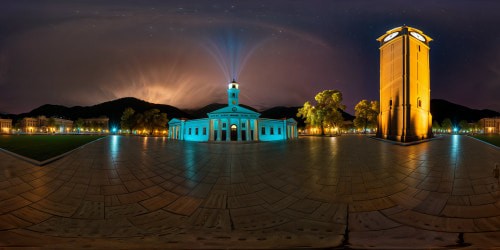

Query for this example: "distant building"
[82,117,109,132]
[0,118,12,134]
[478,117,500,134]
[38,116,73,133]
[376,26,433,142]
[20,116,73,133]
[20,117,38,133]
[169,80,297,142]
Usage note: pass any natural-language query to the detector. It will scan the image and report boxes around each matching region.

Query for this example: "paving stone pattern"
[0,135,499,248]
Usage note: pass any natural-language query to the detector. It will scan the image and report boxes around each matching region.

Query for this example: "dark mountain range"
[2,97,497,128]
[430,99,499,124]
[10,97,192,126]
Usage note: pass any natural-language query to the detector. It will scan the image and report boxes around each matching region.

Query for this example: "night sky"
[0,0,499,114]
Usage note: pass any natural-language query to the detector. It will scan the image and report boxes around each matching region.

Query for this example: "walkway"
[0,135,498,248]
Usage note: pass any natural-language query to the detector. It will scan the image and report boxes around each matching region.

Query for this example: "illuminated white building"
[169,80,298,142]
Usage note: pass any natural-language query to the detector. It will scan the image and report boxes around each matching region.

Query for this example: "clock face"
[232,107,237,112]
[410,31,425,42]
[383,32,399,42]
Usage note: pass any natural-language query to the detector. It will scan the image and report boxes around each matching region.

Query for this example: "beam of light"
[202,28,268,83]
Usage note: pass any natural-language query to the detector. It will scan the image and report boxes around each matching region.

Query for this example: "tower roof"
[376,26,433,43]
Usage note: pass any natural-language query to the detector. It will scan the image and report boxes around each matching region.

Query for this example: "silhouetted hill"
[430,99,499,124]
[14,97,192,126]
[7,97,498,128]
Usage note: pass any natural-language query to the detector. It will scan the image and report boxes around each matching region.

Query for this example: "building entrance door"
[230,124,238,141]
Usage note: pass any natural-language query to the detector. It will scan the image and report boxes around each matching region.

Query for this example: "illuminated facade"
[20,117,38,133]
[478,117,500,134]
[169,80,298,142]
[82,117,109,131]
[0,118,12,134]
[20,116,73,133]
[376,26,433,142]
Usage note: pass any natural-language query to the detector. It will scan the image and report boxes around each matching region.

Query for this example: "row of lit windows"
[188,127,207,136]
[261,127,281,135]
[185,125,284,136]
[483,121,499,126]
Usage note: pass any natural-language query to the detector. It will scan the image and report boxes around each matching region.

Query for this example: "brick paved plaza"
[0,135,499,248]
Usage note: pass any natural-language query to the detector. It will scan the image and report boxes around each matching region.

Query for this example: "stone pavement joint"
[0,135,498,248]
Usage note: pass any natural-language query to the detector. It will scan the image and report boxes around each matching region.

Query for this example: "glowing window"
[278,128,281,134]
[195,128,199,135]
[203,127,206,135]
[270,127,274,135]
[261,127,266,135]
[189,128,192,135]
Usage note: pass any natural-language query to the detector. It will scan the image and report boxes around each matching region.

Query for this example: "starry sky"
[0,0,499,114]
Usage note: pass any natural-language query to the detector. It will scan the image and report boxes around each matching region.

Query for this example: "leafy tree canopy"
[353,100,379,133]
[297,90,346,135]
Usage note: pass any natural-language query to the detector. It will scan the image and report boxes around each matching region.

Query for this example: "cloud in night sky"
[0,0,499,114]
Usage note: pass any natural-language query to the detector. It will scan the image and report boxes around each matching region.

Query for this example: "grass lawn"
[472,134,500,147]
[0,135,105,162]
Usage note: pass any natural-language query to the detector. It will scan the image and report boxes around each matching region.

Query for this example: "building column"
[180,121,185,140]
[226,118,230,141]
[217,119,222,141]
[246,120,251,141]
[253,120,259,141]
[283,120,287,140]
[209,119,214,141]
[237,118,242,141]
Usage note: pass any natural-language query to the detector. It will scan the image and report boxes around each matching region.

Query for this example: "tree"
[458,120,469,133]
[120,107,135,133]
[432,121,441,133]
[47,117,56,133]
[142,109,168,135]
[441,118,453,133]
[353,100,379,133]
[75,118,84,133]
[470,122,480,134]
[297,90,346,135]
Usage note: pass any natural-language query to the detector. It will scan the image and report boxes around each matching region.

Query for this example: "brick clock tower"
[376,26,433,142]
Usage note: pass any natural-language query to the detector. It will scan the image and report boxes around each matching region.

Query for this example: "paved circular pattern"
[0,135,499,248]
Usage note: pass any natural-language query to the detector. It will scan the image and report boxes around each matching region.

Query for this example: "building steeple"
[227,79,240,106]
